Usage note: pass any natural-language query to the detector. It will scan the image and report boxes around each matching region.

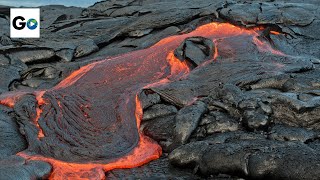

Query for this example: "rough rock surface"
[0,105,27,159]
[169,135,320,179]
[172,101,207,147]
[174,36,215,67]
[0,155,52,179]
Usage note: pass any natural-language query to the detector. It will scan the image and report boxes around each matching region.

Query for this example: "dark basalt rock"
[128,29,153,37]
[82,0,136,17]
[0,65,21,93]
[0,54,9,65]
[139,90,161,110]
[13,94,38,122]
[0,35,12,46]
[169,137,320,179]
[143,104,177,121]
[204,131,266,144]
[204,71,320,131]
[220,2,316,27]
[270,92,320,129]
[142,115,176,142]
[169,141,209,168]
[40,5,83,29]
[268,124,318,142]
[6,48,56,65]
[0,17,9,37]
[242,110,270,131]
[194,111,239,138]
[174,36,214,67]
[106,157,201,180]
[0,155,52,179]
[171,101,207,147]
[74,39,99,58]
[10,66,61,91]
[55,48,74,62]
[0,105,27,159]
[204,112,240,135]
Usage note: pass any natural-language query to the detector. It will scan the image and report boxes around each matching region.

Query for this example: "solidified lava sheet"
[0,23,279,179]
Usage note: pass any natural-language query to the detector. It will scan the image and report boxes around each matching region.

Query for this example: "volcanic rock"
[128,29,153,37]
[55,48,74,62]
[0,65,21,93]
[142,115,176,142]
[0,17,9,37]
[220,2,316,27]
[242,110,270,131]
[204,131,266,144]
[0,54,9,65]
[13,94,37,122]
[169,137,320,179]
[7,66,61,91]
[0,105,27,159]
[106,157,200,180]
[174,36,214,67]
[202,111,239,135]
[7,48,56,64]
[0,35,12,46]
[269,124,318,142]
[138,90,161,110]
[169,141,209,168]
[74,39,99,58]
[40,5,83,29]
[0,155,52,179]
[171,101,207,147]
[142,104,177,121]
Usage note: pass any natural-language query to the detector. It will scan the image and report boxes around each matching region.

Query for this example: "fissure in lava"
[0,22,284,179]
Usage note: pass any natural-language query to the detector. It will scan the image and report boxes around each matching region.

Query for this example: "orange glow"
[213,42,219,60]
[0,22,288,180]
[166,51,190,76]
[18,96,161,180]
[0,96,16,108]
[252,36,285,56]
[135,95,143,128]
[270,31,281,35]
[34,91,46,138]
[19,134,161,180]
[0,92,29,108]
[54,63,97,90]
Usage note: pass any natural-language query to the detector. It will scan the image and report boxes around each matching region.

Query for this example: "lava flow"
[0,22,285,179]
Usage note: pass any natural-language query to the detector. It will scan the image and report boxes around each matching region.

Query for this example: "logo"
[10,8,40,38]
[27,19,38,30]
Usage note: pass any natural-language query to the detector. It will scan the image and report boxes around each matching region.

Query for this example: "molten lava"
[0,22,286,179]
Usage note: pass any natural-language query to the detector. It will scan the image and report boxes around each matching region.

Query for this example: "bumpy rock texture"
[0,156,52,180]
[0,0,320,179]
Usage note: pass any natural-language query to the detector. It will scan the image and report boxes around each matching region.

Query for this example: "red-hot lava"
[0,22,285,179]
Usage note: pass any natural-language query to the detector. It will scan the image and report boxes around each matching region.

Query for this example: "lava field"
[0,0,320,179]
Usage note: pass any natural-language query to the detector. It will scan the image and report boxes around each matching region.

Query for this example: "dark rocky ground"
[0,0,320,179]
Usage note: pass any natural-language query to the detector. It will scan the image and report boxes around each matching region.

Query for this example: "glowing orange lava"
[253,36,285,56]
[34,91,46,138]
[0,22,286,180]
[0,92,28,108]
[166,51,190,76]
[54,63,97,90]
[270,30,281,35]
[18,96,161,180]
